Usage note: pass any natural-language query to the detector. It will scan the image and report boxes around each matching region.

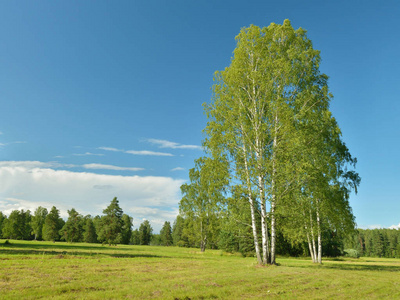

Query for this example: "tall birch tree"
[204,19,358,265]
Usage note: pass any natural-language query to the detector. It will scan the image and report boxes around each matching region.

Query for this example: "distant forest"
[0,198,399,259]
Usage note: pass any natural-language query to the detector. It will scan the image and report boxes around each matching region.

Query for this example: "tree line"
[0,197,172,247]
[343,228,400,258]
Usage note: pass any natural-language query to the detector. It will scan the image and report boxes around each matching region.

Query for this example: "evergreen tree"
[121,214,133,244]
[43,206,64,242]
[160,221,173,246]
[59,208,84,243]
[172,215,185,246]
[98,197,124,246]
[139,220,152,245]
[83,217,98,243]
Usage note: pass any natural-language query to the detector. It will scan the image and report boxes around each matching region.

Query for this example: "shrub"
[343,249,360,258]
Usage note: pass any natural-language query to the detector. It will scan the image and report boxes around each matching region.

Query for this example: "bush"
[343,249,360,258]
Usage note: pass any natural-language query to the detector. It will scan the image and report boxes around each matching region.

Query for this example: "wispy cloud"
[0,141,27,147]
[171,167,185,172]
[0,161,70,169]
[125,150,173,157]
[98,147,122,152]
[367,224,383,229]
[146,138,202,150]
[83,163,144,172]
[0,161,143,173]
[98,146,172,157]
[73,152,105,157]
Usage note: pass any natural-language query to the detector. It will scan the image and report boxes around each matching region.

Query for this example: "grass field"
[1,240,400,299]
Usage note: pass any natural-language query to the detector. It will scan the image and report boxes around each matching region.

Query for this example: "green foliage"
[160,221,173,246]
[2,210,32,240]
[150,234,162,246]
[59,208,84,243]
[172,215,185,246]
[139,220,152,245]
[0,211,7,239]
[121,214,133,245]
[43,206,64,242]
[30,206,48,240]
[344,228,400,258]
[344,249,360,258]
[130,229,140,245]
[98,197,124,246]
[179,156,228,252]
[83,217,98,243]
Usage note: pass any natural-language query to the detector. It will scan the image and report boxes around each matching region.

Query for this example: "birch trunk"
[306,232,315,263]
[310,209,317,263]
[270,113,278,265]
[258,176,270,264]
[242,142,263,265]
[316,200,322,264]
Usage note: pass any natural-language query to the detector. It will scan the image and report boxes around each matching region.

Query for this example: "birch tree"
[179,156,229,252]
[204,19,358,264]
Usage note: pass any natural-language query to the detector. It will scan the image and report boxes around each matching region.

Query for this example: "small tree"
[131,229,140,245]
[172,215,185,246]
[160,221,173,246]
[31,206,48,240]
[83,217,98,243]
[121,214,133,244]
[98,197,124,246]
[139,220,153,245]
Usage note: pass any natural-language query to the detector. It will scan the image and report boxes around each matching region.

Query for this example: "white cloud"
[0,161,64,169]
[127,206,179,229]
[83,163,144,172]
[0,163,183,231]
[0,141,27,147]
[147,138,202,150]
[171,167,185,172]
[125,150,173,157]
[73,152,105,156]
[367,224,383,229]
[389,223,400,230]
[98,146,173,157]
[98,147,122,152]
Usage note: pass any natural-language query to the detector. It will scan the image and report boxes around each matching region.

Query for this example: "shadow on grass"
[290,261,400,272]
[322,263,400,272]
[0,241,145,252]
[0,242,167,259]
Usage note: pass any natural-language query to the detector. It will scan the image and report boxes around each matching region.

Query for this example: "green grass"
[1,240,400,299]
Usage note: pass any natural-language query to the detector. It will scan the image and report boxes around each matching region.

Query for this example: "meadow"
[1,240,400,299]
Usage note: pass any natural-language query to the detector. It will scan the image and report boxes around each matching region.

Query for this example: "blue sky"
[0,1,399,231]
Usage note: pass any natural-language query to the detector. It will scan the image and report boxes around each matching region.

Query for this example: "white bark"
[242,142,263,265]
[316,200,322,264]
[270,113,279,265]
